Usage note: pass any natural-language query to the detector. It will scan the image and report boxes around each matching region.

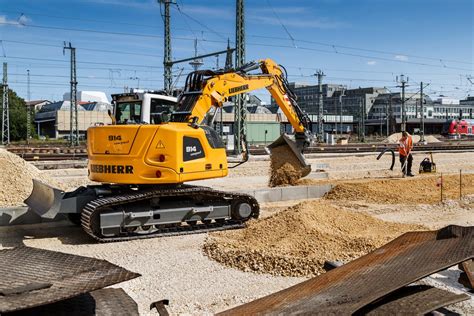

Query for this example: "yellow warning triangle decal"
[156,140,165,149]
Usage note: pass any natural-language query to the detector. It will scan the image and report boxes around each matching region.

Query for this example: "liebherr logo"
[229,84,249,94]
[186,146,197,153]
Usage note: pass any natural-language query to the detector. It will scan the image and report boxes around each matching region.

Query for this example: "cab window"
[115,102,142,124]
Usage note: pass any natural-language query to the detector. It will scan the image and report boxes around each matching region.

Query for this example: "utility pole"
[315,70,325,141]
[225,39,233,70]
[64,42,79,146]
[159,0,176,95]
[339,88,344,136]
[26,69,31,144]
[2,62,9,145]
[360,97,366,142]
[189,38,204,71]
[397,74,409,132]
[234,0,246,154]
[420,82,425,142]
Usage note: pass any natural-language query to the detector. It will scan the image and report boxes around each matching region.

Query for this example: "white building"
[63,91,109,103]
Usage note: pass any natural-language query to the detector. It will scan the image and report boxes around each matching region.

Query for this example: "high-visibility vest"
[399,136,413,156]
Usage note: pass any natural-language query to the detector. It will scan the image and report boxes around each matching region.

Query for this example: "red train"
[443,119,474,137]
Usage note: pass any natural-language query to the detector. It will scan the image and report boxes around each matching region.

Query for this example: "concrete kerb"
[240,184,333,203]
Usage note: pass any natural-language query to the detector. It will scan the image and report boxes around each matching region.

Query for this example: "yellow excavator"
[25,59,312,242]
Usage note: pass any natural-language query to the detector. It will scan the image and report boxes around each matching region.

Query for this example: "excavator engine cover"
[267,134,311,177]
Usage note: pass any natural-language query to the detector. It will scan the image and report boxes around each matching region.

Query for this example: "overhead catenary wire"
[0,21,472,72]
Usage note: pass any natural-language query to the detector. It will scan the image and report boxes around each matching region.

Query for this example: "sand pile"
[383,133,440,144]
[203,200,422,276]
[269,145,304,187]
[325,174,474,204]
[0,149,63,207]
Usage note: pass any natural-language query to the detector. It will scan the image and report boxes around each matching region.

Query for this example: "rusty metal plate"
[459,259,474,290]
[0,247,140,313]
[358,285,469,315]
[219,225,474,315]
[5,288,139,316]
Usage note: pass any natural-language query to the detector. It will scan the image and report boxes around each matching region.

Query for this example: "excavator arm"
[173,59,310,135]
[172,58,312,175]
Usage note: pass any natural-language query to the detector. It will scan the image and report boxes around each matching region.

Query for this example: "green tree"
[0,87,36,141]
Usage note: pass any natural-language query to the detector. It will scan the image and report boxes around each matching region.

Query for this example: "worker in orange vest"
[399,131,414,177]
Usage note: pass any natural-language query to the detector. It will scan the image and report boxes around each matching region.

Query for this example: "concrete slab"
[281,186,310,201]
[307,172,328,180]
[308,184,333,198]
[240,184,332,203]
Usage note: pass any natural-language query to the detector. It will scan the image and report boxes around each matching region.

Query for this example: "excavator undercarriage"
[26,180,259,242]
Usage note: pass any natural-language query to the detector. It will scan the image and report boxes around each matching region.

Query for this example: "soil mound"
[269,145,304,187]
[383,133,440,144]
[0,149,63,207]
[325,174,474,204]
[203,201,422,276]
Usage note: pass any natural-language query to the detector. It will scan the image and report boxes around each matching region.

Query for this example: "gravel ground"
[44,151,474,191]
[1,151,473,314]
[0,206,305,315]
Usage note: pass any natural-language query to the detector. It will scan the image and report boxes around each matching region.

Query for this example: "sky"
[0,0,472,103]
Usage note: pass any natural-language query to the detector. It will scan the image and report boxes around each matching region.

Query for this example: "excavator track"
[80,185,259,242]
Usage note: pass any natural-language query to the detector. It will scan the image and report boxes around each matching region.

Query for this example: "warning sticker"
[156,140,165,149]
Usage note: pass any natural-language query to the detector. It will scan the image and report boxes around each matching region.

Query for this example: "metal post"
[220,107,223,138]
[339,89,344,136]
[64,42,78,146]
[160,0,175,95]
[362,97,366,142]
[225,39,233,70]
[334,96,337,134]
[420,82,425,142]
[459,169,462,200]
[234,0,246,154]
[397,74,408,132]
[1,62,9,145]
[316,70,325,141]
[440,173,443,202]
[27,69,31,144]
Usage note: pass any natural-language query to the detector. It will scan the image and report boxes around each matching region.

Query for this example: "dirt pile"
[383,133,440,144]
[203,200,422,276]
[325,174,474,204]
[269,145,304,187]
[0,149,63,207]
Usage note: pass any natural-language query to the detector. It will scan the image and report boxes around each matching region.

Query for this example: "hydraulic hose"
[377,148,395,170]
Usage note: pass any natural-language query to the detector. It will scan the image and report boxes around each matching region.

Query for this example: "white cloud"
[0,14,31,27]
[395,55,408,61]
[367,61,377,65]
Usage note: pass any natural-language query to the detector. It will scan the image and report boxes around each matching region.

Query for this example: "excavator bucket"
[24,179,66,219]
[267,134,311,177]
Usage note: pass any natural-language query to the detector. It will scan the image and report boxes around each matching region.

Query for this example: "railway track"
[6,142,474,161]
